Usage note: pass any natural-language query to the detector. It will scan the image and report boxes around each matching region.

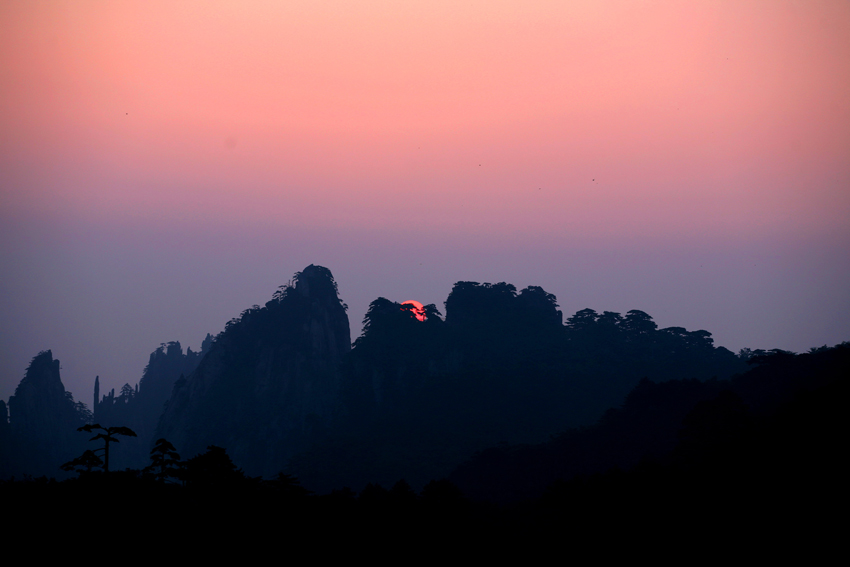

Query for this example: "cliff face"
[156,265,350,477]
[9,352,71,433]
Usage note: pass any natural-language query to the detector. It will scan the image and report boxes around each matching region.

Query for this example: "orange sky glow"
[1,1,848,398]
[3,0,848,241]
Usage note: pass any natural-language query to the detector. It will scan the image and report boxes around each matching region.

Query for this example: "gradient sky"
[2,0,849,403]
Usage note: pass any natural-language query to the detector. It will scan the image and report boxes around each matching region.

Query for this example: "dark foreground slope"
[3,345,843,560]
[450,343,848,504]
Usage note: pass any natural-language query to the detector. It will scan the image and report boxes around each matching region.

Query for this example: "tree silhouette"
[268,472,311,498]
[77,423,137,473]
[145,438,183,483]
[60,449,104,475]
[184,445,244,489]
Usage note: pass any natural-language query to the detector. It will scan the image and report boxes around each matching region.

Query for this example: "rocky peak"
[295,265,339,300]
[155,265,351,477]
[8,350,76,433]
[4,350,87,476]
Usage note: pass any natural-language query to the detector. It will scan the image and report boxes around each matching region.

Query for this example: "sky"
[2,0,849,403]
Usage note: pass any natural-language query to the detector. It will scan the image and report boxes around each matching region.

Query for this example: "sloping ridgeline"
[449,343,848,508]
[156,265,351,478]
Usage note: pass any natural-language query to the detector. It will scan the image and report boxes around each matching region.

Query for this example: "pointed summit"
[9,351,79,435]
[294,264,340,299]
[5,350,89,476]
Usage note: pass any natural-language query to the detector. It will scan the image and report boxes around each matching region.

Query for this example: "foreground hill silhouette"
[3,344,843,559]
[449,343,848,503]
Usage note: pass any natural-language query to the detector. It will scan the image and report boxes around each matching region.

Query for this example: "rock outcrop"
[3,351,88,477]
[156,265,351,477]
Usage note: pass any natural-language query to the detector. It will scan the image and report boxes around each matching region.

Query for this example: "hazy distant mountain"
[91,339,210,470]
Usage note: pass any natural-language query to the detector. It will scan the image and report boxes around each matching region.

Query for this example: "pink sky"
[2,1,849,400]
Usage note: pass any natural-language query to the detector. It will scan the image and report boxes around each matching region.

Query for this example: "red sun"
[401,300,426,322]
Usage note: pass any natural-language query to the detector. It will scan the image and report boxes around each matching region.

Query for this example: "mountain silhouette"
[91,339,209,470]
[155,265,351,477]
[2,266,747,488]
[288,279,745,491]
[2,351,89,477]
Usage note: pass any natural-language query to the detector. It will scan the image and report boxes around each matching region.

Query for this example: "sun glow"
[401,300,426,322]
